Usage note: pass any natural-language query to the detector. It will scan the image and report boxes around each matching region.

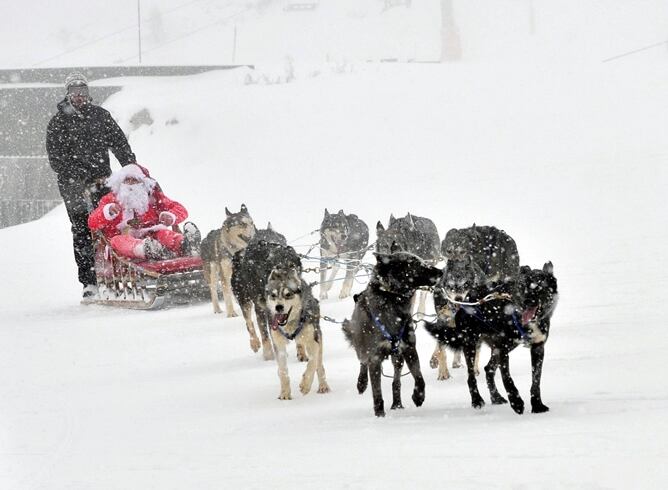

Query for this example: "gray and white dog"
[375,213,441,315]
[441,224,519,286]
[200,204,256,316]
[342,251,442,417]
[319,209,369,300]
[266,266,330,400]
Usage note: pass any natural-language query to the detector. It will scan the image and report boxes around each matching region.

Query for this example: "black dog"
[342,251,442,417]
[425,262,558,414]
[319,209,369,300]
[231,224,303,360]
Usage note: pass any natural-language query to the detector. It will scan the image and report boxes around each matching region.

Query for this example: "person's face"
[67,86,89,108]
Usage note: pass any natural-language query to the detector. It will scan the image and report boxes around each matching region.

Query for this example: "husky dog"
[231,224,304,361]
[376,213,440,315]
[342,251,442,417]
[200,204,256,316]
[431,224,520,379]
[265,266,330,399]
[442,224,519,287]
[319,209,369,300]
[425,262,558,414]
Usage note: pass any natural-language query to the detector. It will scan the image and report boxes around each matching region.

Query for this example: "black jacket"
[46,98,136,185]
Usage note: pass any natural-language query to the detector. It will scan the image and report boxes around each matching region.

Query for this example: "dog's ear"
[225,207,232,217]
[373,252,391,264]
[471,222,477,231]
[376,221,385,234]
[390,241,403,253]
[267,221,273,230]
[543,261,554,275]
[389,214,396,226]
[520,265,532,275]
[324,208,330,218]
[406,213,415,230]
[240,204,248,214]
[288,268,301,286]
[338,209,344,215]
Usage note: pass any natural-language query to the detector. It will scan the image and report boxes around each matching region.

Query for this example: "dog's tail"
[422,319,449,344]
[341,319,354,346]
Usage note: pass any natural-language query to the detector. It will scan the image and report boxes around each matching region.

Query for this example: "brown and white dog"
[265,266,330,400]
[200,204,256,316]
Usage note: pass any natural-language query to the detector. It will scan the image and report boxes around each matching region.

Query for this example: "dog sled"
[83,232,208,310]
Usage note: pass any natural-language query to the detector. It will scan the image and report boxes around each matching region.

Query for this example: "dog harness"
[364,299,408,354]
[462,305,531,344]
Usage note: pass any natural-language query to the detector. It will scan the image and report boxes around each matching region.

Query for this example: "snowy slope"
[1,56,667,489]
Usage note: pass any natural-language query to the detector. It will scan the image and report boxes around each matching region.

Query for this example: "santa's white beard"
[117,184,150,228]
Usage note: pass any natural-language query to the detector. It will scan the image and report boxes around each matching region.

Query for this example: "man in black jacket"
[46,72,136,298]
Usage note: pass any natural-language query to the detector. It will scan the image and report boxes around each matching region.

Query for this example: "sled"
[82,233,208,310]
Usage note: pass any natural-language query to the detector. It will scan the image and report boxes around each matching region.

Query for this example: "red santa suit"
[88,164,188,259]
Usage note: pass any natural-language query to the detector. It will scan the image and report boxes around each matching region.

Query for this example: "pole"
[137,0,142,64]
[232,24,237,64]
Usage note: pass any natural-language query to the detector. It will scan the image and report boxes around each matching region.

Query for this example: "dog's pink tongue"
[271,314,288,329]
[522,306,538,325]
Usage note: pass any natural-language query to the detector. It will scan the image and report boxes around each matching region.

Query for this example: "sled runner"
[82,233,207,310]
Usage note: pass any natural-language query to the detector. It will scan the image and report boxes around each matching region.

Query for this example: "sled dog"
[265,266,330,399]
[319,208,369,300]
[375,213,440,315]
[342,250,442,417]
[231,224,304,361]
[431,224,520,380]
[425,262,558,414]
[200,204,256,316]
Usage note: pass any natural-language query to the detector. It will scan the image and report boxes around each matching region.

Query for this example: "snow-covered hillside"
[2,56,668,488]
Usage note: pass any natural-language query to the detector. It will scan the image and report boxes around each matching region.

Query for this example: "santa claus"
[88,164,200,260]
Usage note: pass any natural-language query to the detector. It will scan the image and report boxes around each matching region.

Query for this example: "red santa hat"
[106,164,157,195]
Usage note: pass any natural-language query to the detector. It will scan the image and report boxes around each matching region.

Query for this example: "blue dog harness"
[462,304,531,344]
[368,310,407,354]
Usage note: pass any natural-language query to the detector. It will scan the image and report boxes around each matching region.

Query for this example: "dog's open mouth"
[521,306,538,325]
[271,307,292,329]
[239,234,251,244]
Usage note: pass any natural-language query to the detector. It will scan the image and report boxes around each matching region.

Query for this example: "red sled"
[83,232,208,309]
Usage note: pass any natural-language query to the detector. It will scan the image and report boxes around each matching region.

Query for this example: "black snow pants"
[58,178,109,287]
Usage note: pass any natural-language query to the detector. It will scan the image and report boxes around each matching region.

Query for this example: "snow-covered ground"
[2,1,668,488]
[1,57,667,488]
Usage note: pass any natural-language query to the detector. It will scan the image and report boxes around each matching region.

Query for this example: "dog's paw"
[213,308,223,314]
[490,393,508,405]
[226,311,239,318]
[319,292,328,300]
[531,402,549,414]
[374,409,386,418]
[471,396,485,410]
[338,291,350,300]
[429,354,439,369]
[437,369,450,381]
[249,337,261,353]
[299,380,312,395]
[262,348,275,361]
[278,392,292,401]
[296,345,309,363]
[452,360,462,369]
[474,367,481,377]
[509,397,525,415]
[390,401,404,410]
[317,383,331,394]
[412,390,425,407]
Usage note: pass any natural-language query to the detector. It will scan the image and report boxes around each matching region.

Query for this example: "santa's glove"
[103,203,121,220]
[159,211,176,226]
